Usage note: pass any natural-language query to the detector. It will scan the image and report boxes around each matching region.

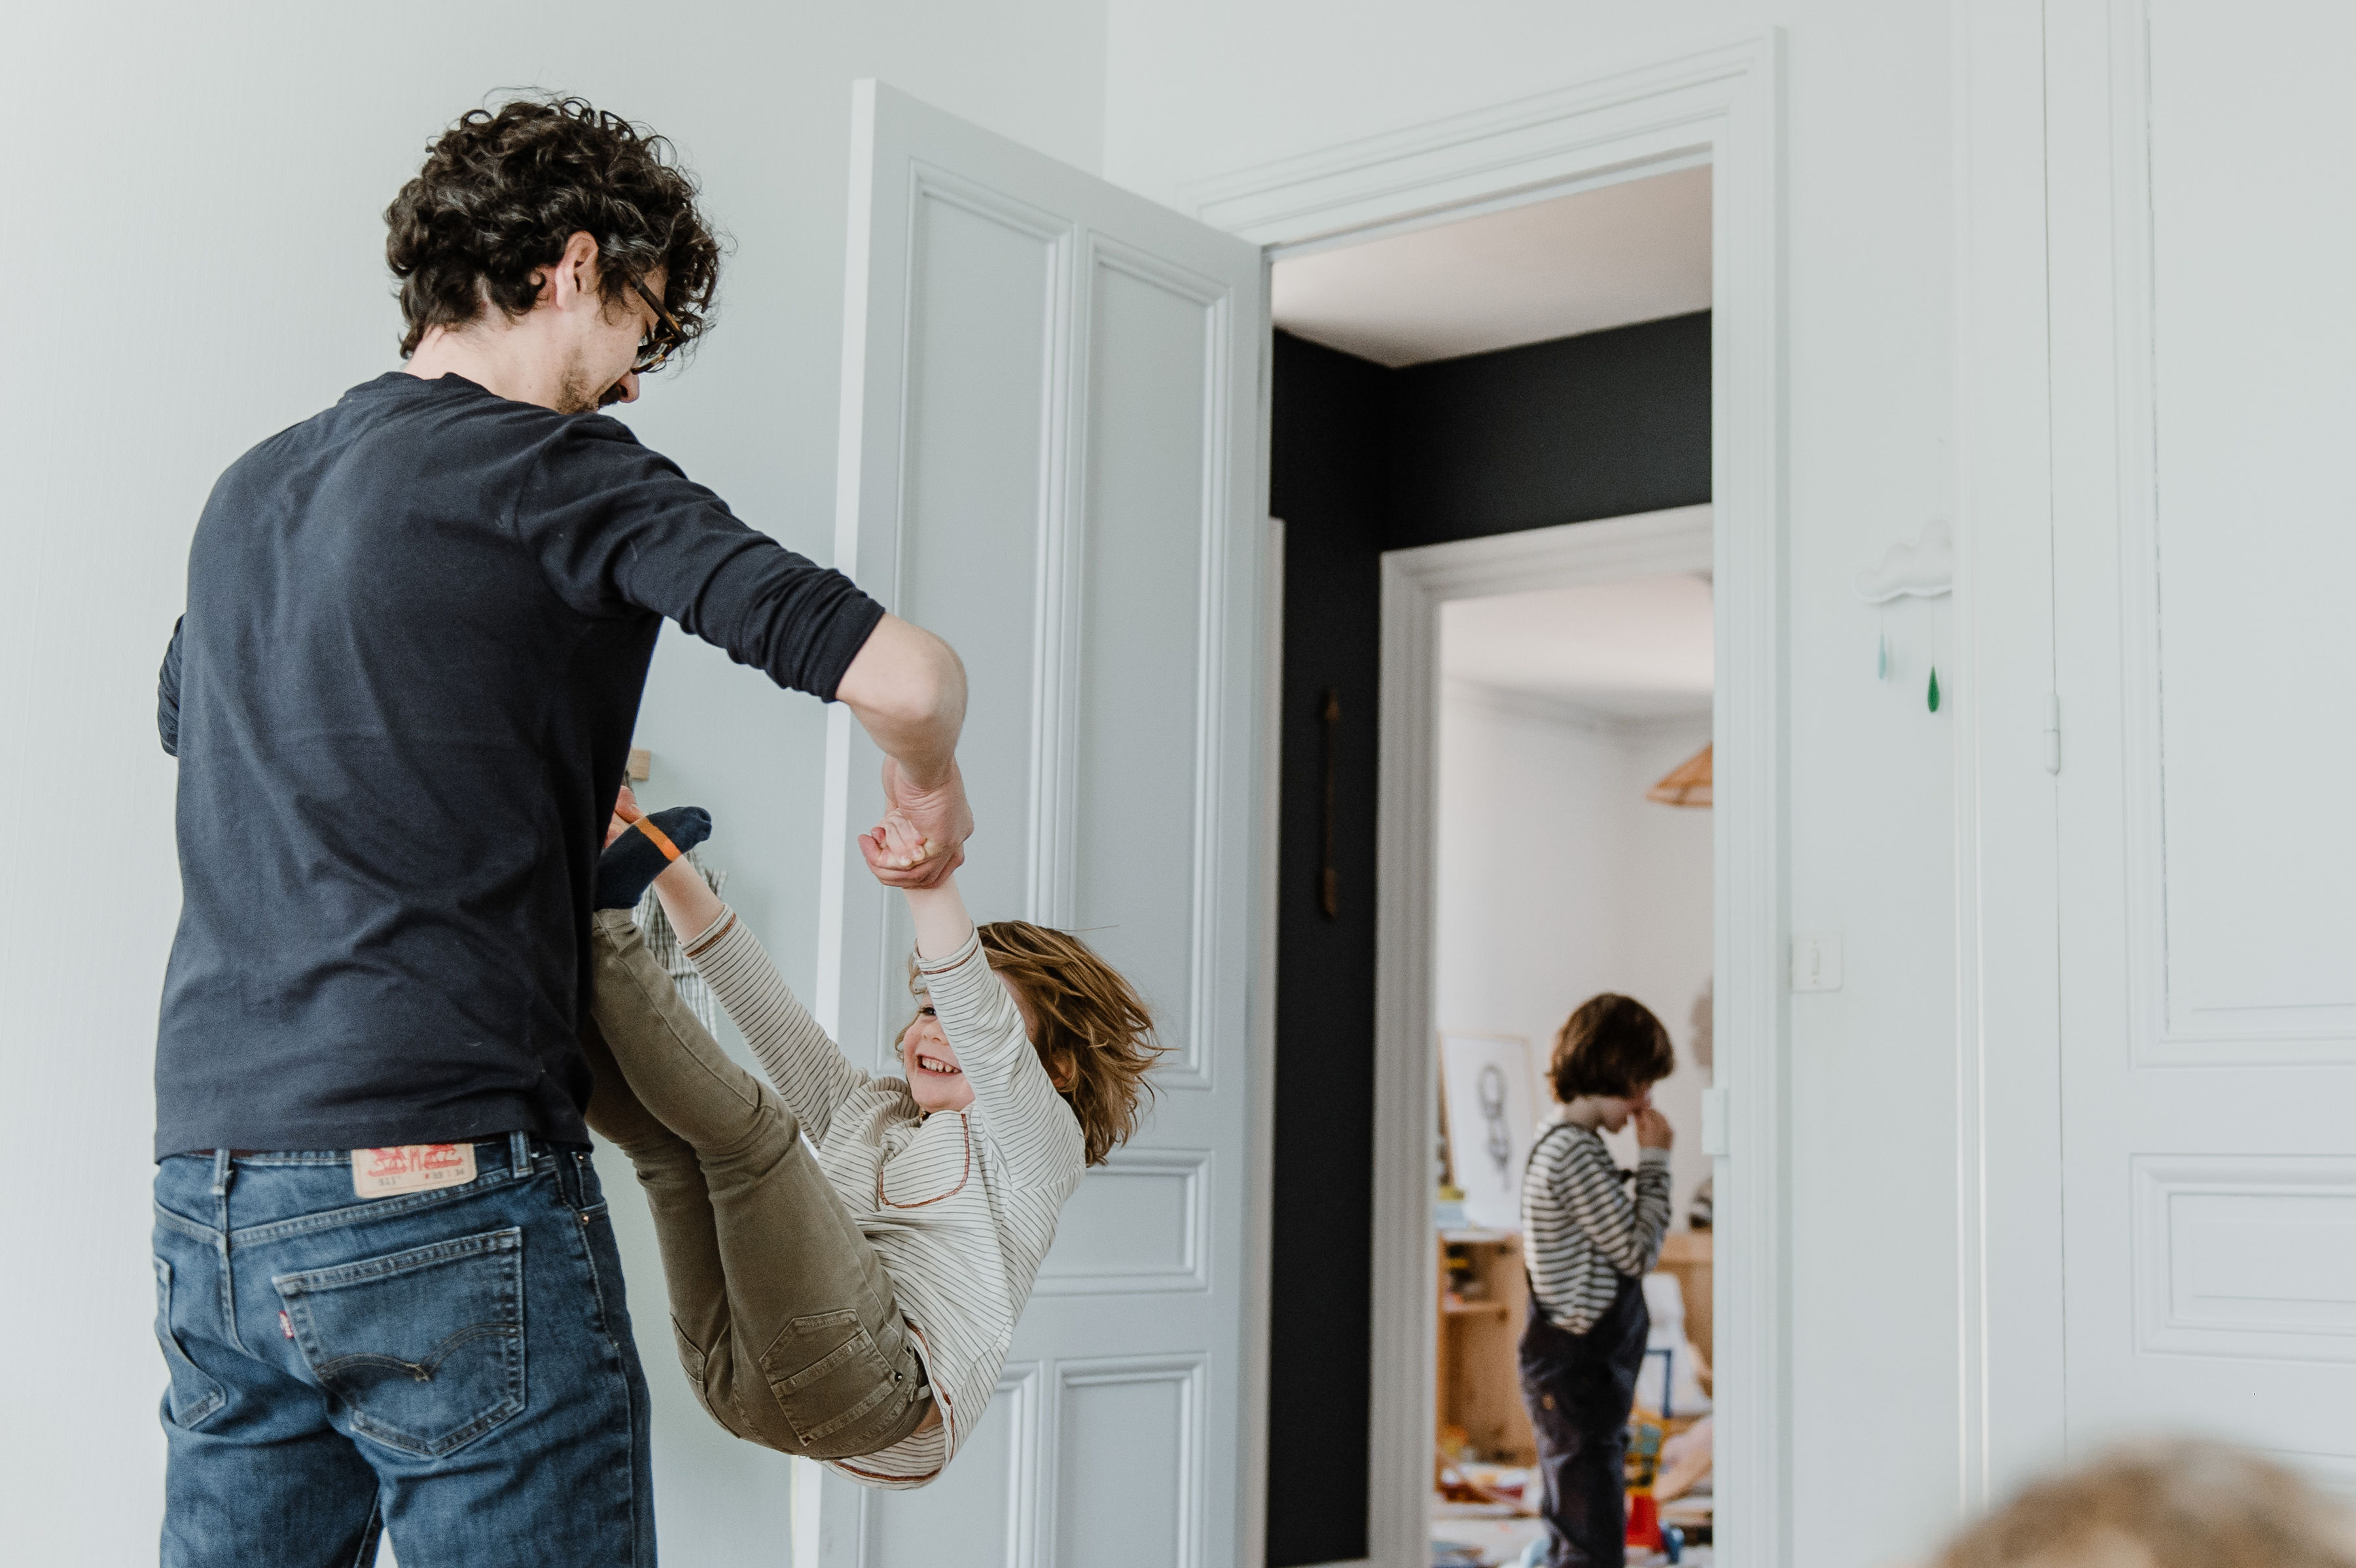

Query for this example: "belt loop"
[211,1147,245,1355]
[510,1130,531,1177]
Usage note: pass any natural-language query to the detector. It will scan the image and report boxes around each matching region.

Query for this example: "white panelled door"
[2046,1,2356,1486]
[811,82,1264,1568]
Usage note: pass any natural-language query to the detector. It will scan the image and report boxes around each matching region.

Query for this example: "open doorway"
[1426,565,1717,1568]
[1261,161,1735,1568]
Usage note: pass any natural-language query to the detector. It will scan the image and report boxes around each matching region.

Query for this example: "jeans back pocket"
[152,1257,226,1430]
[274,1227,526,1457]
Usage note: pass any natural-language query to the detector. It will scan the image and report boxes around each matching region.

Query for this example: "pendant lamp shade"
[1647,743,1713,808]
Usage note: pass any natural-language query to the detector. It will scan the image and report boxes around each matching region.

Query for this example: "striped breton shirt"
[1520,1113,1673,1336]
[683,907,1084,1489]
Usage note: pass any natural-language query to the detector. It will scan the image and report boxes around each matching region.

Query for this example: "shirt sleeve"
[1559,1143,1674,1278]
[517,419,886,701]
[157,617,184,757]
[916,933,1084,1188]
[685,908,875,1141]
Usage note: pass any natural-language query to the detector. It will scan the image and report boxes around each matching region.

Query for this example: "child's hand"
[859,808,932,882]
[861,758,971,887]
[607,785,643,848]
[1635,1108,1673,1150]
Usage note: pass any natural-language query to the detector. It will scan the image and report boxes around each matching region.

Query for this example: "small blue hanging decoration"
[1927,666,1941,713]
[1877,630,1889,681]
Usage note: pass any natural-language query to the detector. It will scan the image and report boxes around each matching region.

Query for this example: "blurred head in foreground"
[1935,1440,2356,1568]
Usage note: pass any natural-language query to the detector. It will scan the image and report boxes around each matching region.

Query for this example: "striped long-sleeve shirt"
[1520,1114,1673,1335]
[683,907,1084,1488]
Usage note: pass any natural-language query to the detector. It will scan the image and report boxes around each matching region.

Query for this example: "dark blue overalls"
[1518,1123,1651,1568]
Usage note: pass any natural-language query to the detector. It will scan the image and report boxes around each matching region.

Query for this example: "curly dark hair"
[385,96,723,362]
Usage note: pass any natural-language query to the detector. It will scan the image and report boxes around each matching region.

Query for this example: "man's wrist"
[895,760,957,796]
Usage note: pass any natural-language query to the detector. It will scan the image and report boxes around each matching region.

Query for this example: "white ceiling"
[1440,571,1714,720]
[1271,164,1713,368]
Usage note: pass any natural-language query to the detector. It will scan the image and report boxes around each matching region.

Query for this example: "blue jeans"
[151,1136,656,1567]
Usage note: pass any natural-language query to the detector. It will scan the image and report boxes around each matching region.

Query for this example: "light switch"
[1791,932,1844,992]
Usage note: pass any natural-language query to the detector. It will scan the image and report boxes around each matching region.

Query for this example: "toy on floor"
[1626,1410,1667,1555]
[1624,1351,1689,1566]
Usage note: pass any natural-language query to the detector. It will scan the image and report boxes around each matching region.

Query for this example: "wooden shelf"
[1438,1234,1535,1466]
[1658,1228,1713,1367]
[1438,1229,1717,1480]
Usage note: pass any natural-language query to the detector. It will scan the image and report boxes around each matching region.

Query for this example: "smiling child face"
[897,995,974,1113]
[897,974,1039,1114]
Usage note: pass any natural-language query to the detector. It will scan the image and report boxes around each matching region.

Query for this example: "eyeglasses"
[630,278,686,374]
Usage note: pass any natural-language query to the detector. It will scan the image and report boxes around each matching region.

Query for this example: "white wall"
[1435,686,1713,1229]
[1102,6,1965,1565]
[1602,722,1720,1226]
[0,6,1106,1562]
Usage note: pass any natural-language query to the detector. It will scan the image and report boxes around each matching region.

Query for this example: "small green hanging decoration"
[1927,666,1941,713]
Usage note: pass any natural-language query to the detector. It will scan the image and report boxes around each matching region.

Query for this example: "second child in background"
[1520,993,1678,1568]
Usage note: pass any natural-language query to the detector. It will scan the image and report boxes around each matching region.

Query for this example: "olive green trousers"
[581,910,929,1459]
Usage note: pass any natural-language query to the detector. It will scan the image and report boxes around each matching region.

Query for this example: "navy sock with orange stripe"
[596,806,712,910]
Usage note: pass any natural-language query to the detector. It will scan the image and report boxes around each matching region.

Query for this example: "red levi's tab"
[351,1143,478,1198]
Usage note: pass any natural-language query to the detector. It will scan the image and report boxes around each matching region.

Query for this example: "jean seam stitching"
[152,1256,229,1429]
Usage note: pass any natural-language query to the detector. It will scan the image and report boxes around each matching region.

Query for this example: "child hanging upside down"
[585,791,1162,1486]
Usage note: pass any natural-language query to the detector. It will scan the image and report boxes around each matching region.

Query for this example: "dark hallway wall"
[1264,334,1390,1568]
[1263,315,1709,1568]
[1387,311,1713,547]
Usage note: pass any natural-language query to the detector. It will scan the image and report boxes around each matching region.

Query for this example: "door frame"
[1185,31,1787,1567]
[1952,0,2068,1510]
[1385,506,1714,1553]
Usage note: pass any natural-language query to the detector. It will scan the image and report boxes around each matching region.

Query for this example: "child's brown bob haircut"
[914,921,1165,1167]
[1548,993,1676,1103]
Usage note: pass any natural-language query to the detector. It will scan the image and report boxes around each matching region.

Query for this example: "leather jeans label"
[352,1144,479,1198]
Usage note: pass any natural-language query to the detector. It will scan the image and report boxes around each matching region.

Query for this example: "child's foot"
[597,806,712,910]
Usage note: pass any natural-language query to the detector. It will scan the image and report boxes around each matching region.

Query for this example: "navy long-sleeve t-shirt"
[153,371,884,1158]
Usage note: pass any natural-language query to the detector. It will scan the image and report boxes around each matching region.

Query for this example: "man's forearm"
[834,613,967,783]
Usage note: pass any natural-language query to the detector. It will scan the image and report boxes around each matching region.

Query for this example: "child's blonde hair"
[1933,1439,2356,1568]
[908,923,1164,1166]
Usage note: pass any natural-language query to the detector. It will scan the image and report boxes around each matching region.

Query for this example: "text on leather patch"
[351,1143,478,1198]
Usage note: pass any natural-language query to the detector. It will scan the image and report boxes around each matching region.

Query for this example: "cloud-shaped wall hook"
[1855,518,1954,603]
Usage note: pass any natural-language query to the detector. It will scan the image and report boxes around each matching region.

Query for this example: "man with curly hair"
[147,97,969,1565]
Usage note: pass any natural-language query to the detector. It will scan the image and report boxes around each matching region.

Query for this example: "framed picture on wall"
[1438,1031,1543,1232]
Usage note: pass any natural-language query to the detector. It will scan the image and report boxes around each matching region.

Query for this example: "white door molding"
[1182,33,1772,260]
[1952,0,2067,1510]
[822,79,1265,1568]
[1240,516,1284,1568]
[2033,0,2356,1493]
[1182,34,1784,1566]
